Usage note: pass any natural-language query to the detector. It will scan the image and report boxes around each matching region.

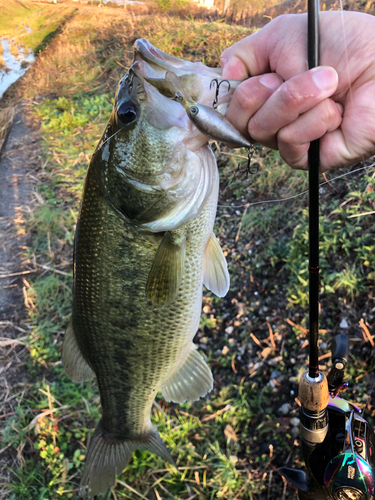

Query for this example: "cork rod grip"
[299,371,329,412]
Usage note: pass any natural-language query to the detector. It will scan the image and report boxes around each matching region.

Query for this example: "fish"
[62,40,248,498]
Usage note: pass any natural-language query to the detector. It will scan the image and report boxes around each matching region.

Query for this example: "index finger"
[221,30,269,80]
[221,14,309,81]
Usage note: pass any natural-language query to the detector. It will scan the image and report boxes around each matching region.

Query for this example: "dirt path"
[0,102,40,496]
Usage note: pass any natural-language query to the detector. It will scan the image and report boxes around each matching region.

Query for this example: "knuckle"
[273,14,287,28]
[278,80,304,111]
[286,155,308,170]
[233,81,256,113]
[221,47,232,60]
[248,115,277,148]
[248,115,265,141]
[277,126,293,144]
[279,141,309,170]
[277,123,303,146]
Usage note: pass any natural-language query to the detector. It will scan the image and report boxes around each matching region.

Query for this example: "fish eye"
[190,106,199,116]
[117,101,138,125]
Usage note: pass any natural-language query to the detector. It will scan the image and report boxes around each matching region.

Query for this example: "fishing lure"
[210,77,258,176]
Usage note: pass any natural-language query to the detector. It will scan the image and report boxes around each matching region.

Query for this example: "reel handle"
[327,334,349,393]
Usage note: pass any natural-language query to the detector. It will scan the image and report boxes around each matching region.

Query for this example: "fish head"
[133,40,251,149]
[90,65,216,231]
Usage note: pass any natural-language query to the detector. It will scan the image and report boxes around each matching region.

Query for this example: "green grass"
[1,6,374,500]
[215,144,375,307]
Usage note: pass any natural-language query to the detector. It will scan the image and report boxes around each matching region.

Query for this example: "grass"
[19,12,251,100]
[0,0,76,53]
[1,4,375,500]
[215,146,375,308]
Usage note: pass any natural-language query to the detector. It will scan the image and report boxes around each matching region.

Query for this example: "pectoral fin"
[146,231,186,306]
[161,344,213,403]
[62,318,95,382]
[202,232,230,297]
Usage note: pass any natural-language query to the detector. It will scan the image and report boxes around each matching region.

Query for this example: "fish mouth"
[134,39,195,72]
[134,38,221,76]
[129,46,251,151]
[133,39,241,110]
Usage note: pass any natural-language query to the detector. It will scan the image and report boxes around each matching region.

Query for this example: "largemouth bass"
[63,40,248,498]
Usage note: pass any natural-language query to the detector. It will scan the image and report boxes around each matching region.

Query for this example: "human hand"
[221,11,375,172]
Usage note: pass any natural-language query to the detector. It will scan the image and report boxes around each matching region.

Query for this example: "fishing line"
[96,129,121,153]
[339,0,355,111]
[216,162,374,209]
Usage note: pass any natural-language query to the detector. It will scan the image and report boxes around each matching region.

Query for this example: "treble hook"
[246,144,258,175]
[224,144,258,188]
[210,78,231,109]
[235,144,258,178]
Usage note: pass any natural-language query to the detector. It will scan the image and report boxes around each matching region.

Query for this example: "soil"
[0,102,41,490]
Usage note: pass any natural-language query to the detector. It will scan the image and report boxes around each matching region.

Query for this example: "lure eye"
[117,101,138,125]
[190,106,199,116]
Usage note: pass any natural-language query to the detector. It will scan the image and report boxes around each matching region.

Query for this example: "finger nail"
[259,74,282,90]
[335,102,344,116]
[312,67,338,91]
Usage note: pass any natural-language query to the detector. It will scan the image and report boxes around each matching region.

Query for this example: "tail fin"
[79,421,177,498]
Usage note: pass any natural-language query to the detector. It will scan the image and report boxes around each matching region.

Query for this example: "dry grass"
[19,10,251,100]
[0,106,15,153]
[0,0,76,56]
[8,43,20,59]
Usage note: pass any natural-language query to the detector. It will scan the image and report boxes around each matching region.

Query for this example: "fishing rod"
[279,3,375,499]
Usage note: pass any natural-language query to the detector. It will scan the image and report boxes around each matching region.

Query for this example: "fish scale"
[74,164,216,435]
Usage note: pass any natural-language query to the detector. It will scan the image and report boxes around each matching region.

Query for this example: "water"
[0,38,35,99]
[20,25,33,36]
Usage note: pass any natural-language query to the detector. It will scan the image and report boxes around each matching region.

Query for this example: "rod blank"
[308,0,320,379]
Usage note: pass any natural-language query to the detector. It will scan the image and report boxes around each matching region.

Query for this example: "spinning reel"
[279,1,375,497]
[280,334,375,499]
